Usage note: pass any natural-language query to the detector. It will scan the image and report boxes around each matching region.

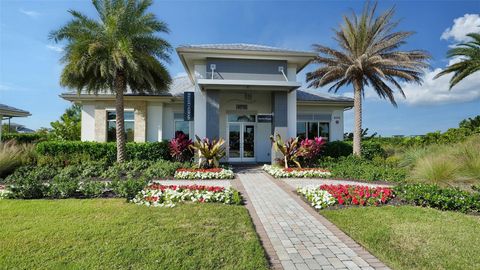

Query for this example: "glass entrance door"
[228,122,255,162]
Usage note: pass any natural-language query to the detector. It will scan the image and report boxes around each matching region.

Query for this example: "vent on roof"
[236,104,248,110]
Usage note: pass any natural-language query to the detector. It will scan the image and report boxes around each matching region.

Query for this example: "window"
[296,121,330,141]
[174,113,190,139]
[107,110,134,142]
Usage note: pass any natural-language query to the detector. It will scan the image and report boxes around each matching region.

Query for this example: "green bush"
[101,160,153,179]
[320,156,407,182]
[79,180,108,197]
[144,160,187,179]
[361,141,386,160]
[47,176,80,199]
[395,184,480,213]
[111,178,148,199]
[2,133,49,144]
[321,141,352,158]
[36,141,170,163]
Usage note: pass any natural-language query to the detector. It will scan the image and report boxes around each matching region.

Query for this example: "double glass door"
[228,122,255,162]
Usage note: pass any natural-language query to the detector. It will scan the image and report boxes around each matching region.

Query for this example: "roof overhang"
[0,109,31,118]
[60,93,182,103]
[197,79,301,91]
[177,47,317,84]
[297,100,354,108]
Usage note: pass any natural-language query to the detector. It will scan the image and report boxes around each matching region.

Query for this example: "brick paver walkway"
[238,172,389,270]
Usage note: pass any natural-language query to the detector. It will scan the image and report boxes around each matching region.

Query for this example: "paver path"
[238,172,389,270]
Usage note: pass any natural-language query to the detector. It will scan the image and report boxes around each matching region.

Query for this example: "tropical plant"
[306,1,429,156]
[0,141,36,178]
[299,137,325,167]
[190,136,226,168]
[270,134,304,168]
[169,131,193,162]
[50,104,81,141]
[459,115,480,131]
[434,33,480,89]
[50,0,172,162]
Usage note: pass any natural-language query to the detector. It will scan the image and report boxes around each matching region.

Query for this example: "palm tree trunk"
[353,80,362,156]
[114,71,127,163]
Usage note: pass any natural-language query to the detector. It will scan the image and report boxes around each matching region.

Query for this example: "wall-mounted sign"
[257,114,273,123]
[184,92,194,121]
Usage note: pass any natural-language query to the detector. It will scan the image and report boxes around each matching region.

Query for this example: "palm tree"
[50,0,172,162]
[306,2,429,156]
[434,33,480,89]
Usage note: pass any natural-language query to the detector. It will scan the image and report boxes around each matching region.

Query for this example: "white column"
[81,104,95,141]
[193,63,207,139]
[331,109,344,141]
[287,89,297,138]
[147,103,163,142]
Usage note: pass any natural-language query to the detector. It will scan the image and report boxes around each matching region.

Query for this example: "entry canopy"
[197,78,301,91]
[0,103,31,118]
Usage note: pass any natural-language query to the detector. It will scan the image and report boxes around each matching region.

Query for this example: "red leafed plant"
[169,131,193,162]
[319,184,394,206]
[299,137,325,167]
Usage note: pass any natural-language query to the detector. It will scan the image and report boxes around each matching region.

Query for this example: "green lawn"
[0,199,269,270]
[322,206,480,270]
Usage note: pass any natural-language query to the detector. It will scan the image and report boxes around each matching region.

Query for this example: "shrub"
[1,133,49,144]
[320,156,407,182]
[361,141,386,160]
[144,160,186,179]
[321,141,352,158]
[299,137,325,167]
[395,184,480,213]
[36,141,170,163]
[190,136,226,168]
[101,160,153,179]
[47,176,80,198]
[270,134,303,168]
[0,141,36,178]
[169,131,193,162]
[111,178,149,199]
[79,180,109,197]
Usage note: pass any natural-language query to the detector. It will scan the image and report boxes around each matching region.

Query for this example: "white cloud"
[441,14,480,42]
[19,9,40,18]
[395,67,480,105]
[46,45,63,53]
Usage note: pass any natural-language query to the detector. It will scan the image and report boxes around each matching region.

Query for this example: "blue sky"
[1,0,479,136]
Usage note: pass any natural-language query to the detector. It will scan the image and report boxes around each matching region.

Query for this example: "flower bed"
[263,165,331,178]
[297,186,336,209]
[132,183,242,207]
[174,168,235,180]
[297,184,395,209]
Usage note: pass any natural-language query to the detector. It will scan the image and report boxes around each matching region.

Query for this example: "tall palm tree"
[50,0,172,162]
[434,32,480,89]
[306,2,429,156]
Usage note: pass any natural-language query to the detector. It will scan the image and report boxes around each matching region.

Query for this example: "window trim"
[106,109,135,142]
[296,121,330,141]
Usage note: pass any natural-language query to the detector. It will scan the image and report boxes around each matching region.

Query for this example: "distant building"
[0,103,31,141]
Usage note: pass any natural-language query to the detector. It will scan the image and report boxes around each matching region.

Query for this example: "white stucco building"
[61,44,353,163]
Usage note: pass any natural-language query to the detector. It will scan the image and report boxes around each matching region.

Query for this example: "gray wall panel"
[206,58,287,81]
[206,90,220,139]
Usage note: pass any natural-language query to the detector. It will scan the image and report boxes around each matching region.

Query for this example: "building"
[61,44,353,163]
[0,103,31,142]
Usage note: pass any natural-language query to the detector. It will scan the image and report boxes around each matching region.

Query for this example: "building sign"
[184,92,194,121]
[257,114,273,123]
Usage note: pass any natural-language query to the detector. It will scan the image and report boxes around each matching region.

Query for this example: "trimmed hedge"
[36,141,170,162]
[2,133,49,144]
[321,141,385,160]
[395,184,480,214]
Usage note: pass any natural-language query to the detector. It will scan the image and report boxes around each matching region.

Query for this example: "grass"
[403,135,480,188]
[322,206,480,270]
[0,199,269,270]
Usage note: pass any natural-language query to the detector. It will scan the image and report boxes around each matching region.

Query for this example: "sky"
[0,0,479,136]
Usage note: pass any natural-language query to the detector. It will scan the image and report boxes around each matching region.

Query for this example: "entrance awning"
[197,79,301,91]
